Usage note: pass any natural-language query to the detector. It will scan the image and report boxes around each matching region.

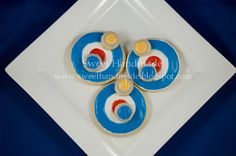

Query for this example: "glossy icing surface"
[71,32,124,83]
[93,83,147,134]
[127,39,179,91]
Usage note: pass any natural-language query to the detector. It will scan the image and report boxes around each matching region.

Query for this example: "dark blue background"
[0,0,235,155]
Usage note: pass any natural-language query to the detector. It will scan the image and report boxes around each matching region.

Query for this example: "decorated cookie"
[71,32,125,84]
[127,39,179,91]
[92,79,148,135]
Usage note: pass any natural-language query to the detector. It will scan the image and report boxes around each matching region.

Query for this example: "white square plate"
[5,0,235,155]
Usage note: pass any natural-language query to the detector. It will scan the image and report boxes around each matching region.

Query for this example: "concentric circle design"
[71,32,125,84]
[139,65,157,81]
[145,56,162,72]
[115,78,134,96]
[133,39,151,56]
[116,105,132,120]
[101,31,119,50]
[127,39,179,91]
[93,83,147,135]
[84,54,102,71]
[89,48,106,61]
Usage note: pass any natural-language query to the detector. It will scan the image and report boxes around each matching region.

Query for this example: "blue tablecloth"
[0,0,235,155]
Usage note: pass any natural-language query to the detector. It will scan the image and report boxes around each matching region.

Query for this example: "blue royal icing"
[94,83,147,134]
[85,54,101,70]
[127,40,179,91]
[140,65,156,81]
[117,105,132,120]
[71,32,124,83]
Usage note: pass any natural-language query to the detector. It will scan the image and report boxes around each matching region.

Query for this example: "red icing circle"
[145,56,162,72]
[112,99,127,113]
[90,48,106,62]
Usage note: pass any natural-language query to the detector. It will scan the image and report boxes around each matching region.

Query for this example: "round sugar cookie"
[71,32,125,85]
[127,39,179,91]
[91,81,149,135]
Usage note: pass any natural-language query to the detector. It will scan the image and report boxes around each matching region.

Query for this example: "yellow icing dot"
[104,32,118,45]
[134,40,150,55]
[118,79,131,91]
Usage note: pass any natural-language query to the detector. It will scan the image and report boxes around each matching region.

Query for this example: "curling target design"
[127,39,179,91]
[92,81,148,135]
[71,32,125,84]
